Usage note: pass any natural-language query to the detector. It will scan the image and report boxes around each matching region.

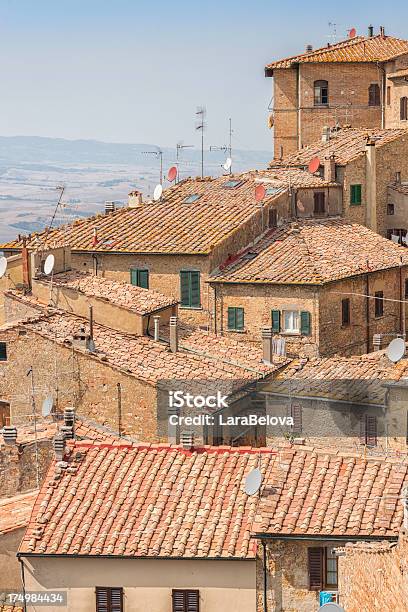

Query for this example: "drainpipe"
[297,65,301,149]
[263,541,268,612]
[366,272,371,353]
[18,557,27,612]
[213,284,217,335]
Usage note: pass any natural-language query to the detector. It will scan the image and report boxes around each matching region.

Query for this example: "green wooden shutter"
[138,269,149,289]
[350,184,362,205]
[300,311,311,336]
[227,307,236,330]
[271,310,281,333]
[190,271,200,307]
[236,307,244,330]
[180,271,190,306]
[130,269,138,286]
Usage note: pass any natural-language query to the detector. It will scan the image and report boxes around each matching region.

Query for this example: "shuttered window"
[271,310,281,333]
[350,184,362,205]
[0,342,7,361]
[401,97,408,121]
[130,268,149,289]
[300,311,311,336]
[95,587,123,612]
[360,414,378,446]
[308,547,323,591]
[172,590,200,612]
[227,307,244,330]
[374,291,384,318]
[368,83,380,106]
[180,271,201,308]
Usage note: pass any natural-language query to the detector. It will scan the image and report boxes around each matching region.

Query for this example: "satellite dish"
[308,157,320,174]
[387,337,405,363]
[349,27,357,38]
[245,468,262,496]
[223,157,232,171]
[42,396,53,417]
[153,184,163,201]
[0,256,8,279]
[255,185,266,202]
[318,604,345,612]
[43,254,55,275]
[297,200,305,212]
[167,166,177,182]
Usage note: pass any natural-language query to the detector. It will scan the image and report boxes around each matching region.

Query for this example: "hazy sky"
[2,1,408,151]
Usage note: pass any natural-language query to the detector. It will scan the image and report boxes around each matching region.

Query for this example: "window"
[183,194,201,204]
[360,414,377,446]
[368,83,380,106]
[0,342,7,362]
[341,298,350,326]
[95,587,123,612]
[272,310,311,335]
[130,268,149,289]
[387,203,395,215]
[313,192,325,215]
[271,310,281,333]
[268,208,277,228]
[227,307,244,331]
[374,291,384,317]
[223,180,243,189]
[314,80,329,106]
[283,310,300,333]
[172,590,200,612]
[180,271,200,308]
[266,187,281,196]
[350,184,362,205]
[387,85,391,106]
[401,97,408,121]
[308,547,338,591]
[0,402,10,428]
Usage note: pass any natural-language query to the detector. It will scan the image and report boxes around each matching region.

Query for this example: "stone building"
[265,27,408,157]
[270,126,408,237]
[0,169,342,327]
[209,218,408,356]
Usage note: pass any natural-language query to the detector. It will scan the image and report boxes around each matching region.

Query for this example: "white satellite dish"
[387,337,405,363]
[43,254,55,275]
[42,396,53,417]
[223,157,232,171]
[0,256,8,279]
[153,184,163,201]
[245,468,262,496]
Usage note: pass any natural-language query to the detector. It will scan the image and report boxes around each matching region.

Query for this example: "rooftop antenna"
[142,148,163,185]
[176,142,194,183]
[328,21,338,44]
[195,106,206,179]
[27,366,40,488]
[210,118,233,174]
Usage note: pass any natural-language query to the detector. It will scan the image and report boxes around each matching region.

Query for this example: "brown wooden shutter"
[96,587,123,612]
[186,591,199,612]
[172,590,199,612]
[96,588,109,612]
[308,547,323,591]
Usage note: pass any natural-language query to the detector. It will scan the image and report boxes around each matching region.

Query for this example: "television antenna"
[386,337,405,363]
[0,256,8,279]
[328,21,338,44]
[210,118,233,174]
[244,467,262,496]
[176,142,194,182]
[27,366,40,488]
[195,106,206,179]
[142,148,163,185]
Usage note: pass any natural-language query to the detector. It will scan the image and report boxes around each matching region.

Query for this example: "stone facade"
[0,439,53,498]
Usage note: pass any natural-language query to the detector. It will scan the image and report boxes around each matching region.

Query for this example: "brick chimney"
[262,327,273,364]
[324,154,336,183]
[170,316,179,353]
[128,190,143,208]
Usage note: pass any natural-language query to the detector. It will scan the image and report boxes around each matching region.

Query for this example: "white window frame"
[282,310,300,334]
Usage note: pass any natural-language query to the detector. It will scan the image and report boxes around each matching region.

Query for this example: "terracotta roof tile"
[0,490,38,535]
[0,170,336,253]
[270,127,408,167]
[45,271,177,315]
[210,218,408,285]
[266,34,408,71]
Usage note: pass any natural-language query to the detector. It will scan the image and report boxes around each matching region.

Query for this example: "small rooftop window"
[265,187,281,196]
[242,251,257,260]
[223,180,243,189]
[183,194,201,204]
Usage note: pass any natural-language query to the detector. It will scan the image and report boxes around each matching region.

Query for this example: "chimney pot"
[2,425,17,445]
[64,406,75,428]
[128,190,143,208]
[180,430,194,450]
[306,44,313,52]
[153,315,160,341]
[368,25,374,37]
[262,327,273,364]
[324,154,336,183]
[105,201,116,214]
[60,425,74,440]
[373,333,382,351]
[170,316,179,353]
[380,25,385,37]
[53,434,66,461]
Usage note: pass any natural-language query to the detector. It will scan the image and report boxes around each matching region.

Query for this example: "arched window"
[401,97,408,121]
[314,80,328,106]
[368,83,380,106]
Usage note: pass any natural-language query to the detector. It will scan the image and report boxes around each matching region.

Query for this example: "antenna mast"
[142,148,163,185]
[195,106,206,179]
[176,142,194,183]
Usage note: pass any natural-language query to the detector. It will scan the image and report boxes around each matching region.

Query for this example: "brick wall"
[0,440,53,497]
[273,67,299,158]
[338,531,408,611]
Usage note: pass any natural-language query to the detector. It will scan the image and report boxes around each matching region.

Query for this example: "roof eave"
[252,533,399,542]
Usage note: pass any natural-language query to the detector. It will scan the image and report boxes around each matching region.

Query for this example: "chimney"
[53,433,66,461]
[64,406,75,428]
[92,227,98,247]
[153,315,160,341]
[321,125,330,143]
[105,201,116,214]
[180,430,194,450]
[170,316,179,353]
[21,237,30,288]
[2,425,17,445]
[306,44,313,52]
[262,327,273,364]
[373,333,382,351]
[380,26,385,37]
[365,139,377,231]
[128,190,143,208]
[324,154,336,183]
[60,424,74,440]
[368,25,374,37]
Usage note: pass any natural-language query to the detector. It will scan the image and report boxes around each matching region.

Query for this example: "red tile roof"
[266,34,408,71]
[270,127,408,167]
[0,490,38,535]
[210,219,408,285]
[45,271,177,315]
[254,447,408,538]
[19,443,407,558]
[0,170,335,254]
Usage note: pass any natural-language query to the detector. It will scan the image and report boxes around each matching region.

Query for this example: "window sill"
[350,202,362,206]
[179,306,203,311]
[227,329,246,333]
